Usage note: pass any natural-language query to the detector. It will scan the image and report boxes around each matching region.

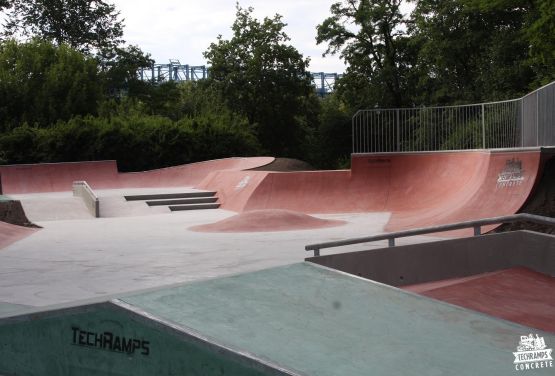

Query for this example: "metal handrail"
[305,213,555,257]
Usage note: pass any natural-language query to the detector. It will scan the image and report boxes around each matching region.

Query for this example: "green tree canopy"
[0,39,102,131]
[2,0,124,54]
[523,0,555,85]
[99,44,154,98]
[317,0,416,109]
[204,5,314,156]
[409,0,536,104]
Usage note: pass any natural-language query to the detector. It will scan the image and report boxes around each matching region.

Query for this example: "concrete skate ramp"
[198,149,548,234]
[189,209,346,232]
[404,267,555,333]
[0,221,37,249]
[0,157,274,194]
[2,263,553,376]
[307,230,555,332]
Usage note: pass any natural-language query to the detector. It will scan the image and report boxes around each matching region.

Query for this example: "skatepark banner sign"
[513,334,553,371]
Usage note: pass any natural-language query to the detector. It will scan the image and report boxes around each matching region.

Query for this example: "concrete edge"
[110,299,302,376]
[303,261,555,336]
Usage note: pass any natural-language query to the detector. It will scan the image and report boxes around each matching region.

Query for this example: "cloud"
[112,0,346,72]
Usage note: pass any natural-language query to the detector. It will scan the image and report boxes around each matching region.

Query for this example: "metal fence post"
[521,98,524,147]
[536,91,539,146]
[396,109,400,151]
[481,104,486,149]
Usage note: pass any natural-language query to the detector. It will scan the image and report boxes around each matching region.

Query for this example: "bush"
[0,113,262,171]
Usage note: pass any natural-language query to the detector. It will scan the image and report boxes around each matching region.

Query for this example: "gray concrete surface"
[0,188,444,307]
[11,187,200,221]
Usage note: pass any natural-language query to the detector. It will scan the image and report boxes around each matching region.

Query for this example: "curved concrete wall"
[199,149,546,234]
[0,157,274,194]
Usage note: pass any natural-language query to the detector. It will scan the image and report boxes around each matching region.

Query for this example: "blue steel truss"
[137,61,343,96]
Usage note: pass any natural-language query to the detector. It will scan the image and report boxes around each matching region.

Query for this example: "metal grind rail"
[305,213,555,257]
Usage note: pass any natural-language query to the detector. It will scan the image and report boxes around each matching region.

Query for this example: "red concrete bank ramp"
[0,222,37,249]
[198,149,545,234]
[404,267,555,333]
[0,157,274,194]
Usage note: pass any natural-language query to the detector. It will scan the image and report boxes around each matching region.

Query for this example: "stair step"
[125,192,216,201]
[169,203,220,211]
[146,197,218,206]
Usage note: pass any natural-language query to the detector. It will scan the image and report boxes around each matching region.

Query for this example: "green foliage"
[99,44,154,98]
[410,0,535,104]
[0,38,102,131]
[2,0,124,55]
[308,93,352,168]
[525,0,555,85]
[204,4,314,156]
[0,0,10,10]
[439,119,483,150]
[317,0,416,109]
[0,124,46,163]
[0,113,262,171]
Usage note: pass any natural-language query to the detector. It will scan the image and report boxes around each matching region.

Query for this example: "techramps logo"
[497,158,525,188]
[513,334,553,372]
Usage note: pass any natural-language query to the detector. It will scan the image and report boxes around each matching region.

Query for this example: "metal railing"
[352,82,555,153]
[305,213,555,257]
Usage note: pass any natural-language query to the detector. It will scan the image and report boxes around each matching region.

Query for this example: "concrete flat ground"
[0,188,442,307]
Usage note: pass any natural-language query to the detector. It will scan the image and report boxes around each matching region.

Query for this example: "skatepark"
[0,84,554,375]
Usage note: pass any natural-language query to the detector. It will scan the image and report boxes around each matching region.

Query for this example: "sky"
[112,0,414,74]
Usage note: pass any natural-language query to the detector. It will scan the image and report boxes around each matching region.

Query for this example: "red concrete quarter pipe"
[0,149,550,235]
[197,148,551,234]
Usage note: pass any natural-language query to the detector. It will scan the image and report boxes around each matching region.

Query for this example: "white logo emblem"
[497,158,524,188]
[235,175,251,190]
[513,334,553,371]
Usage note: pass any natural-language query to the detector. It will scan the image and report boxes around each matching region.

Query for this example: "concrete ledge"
[306,230,555,287]
[72,181,99,218]
[0,200,34,226]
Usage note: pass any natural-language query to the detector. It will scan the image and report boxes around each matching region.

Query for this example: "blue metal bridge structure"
[138,60,343,96]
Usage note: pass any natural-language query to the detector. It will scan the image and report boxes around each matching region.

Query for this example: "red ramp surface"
[198,149,548,234]
[0,222,37,249]
[189,209,346,232]
[0,157,274,194]
[1,149,548,234]
[404,267,555,333]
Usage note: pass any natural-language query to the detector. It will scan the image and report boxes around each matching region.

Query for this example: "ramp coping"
[305,213,555,256]
[110,299,301,375]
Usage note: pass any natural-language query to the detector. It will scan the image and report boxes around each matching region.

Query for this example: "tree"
[204,5,314,156]
[308,92,352,168]
[409,0,536,104]
[0,39,102,131]
[0,0,11,10]
[524,0,555,85]
[317,0,416,109]
[2,0,124,54]
[99,44,154,98]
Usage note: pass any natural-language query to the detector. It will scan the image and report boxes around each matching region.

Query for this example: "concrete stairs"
[124,191,220,211]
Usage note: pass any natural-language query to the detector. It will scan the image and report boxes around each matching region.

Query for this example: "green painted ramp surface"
[1,262,554,375]
[0,303,276,376]
[0,302,32,316]
[123,263,555,376]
